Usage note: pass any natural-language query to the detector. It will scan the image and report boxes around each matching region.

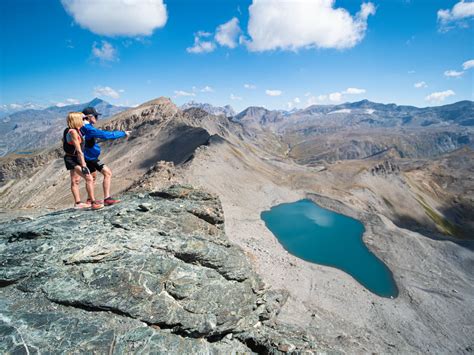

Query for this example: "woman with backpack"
[63,112,103,210]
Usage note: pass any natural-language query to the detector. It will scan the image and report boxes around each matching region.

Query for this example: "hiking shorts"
[86,159,105,173]
[64,155,80,171]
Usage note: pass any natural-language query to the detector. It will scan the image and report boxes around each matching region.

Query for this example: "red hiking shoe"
[104,197,121,206]
[91,201,104,210]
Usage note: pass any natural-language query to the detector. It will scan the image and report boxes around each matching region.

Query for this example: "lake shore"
[184,142,474,353]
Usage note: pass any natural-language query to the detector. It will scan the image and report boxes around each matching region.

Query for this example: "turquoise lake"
[261,199,398,298]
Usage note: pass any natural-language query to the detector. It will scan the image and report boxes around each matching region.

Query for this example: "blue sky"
[1,0,473,112]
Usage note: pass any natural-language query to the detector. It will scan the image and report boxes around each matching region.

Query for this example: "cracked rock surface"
[0,185,326,354]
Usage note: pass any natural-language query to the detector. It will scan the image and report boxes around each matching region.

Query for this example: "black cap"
[82,107,102,117]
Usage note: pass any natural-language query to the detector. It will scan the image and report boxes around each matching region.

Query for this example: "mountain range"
[0,98,128,156]
[0,97,473,353]
[3,99,472,160]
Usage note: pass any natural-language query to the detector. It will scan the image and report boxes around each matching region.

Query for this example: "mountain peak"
[88,97,106,107]
[139,97,175,108]
[180,101,235,118]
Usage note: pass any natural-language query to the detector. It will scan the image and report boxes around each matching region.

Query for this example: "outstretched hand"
[125,131,132,137]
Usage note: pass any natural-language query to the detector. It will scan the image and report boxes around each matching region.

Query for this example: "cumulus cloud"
[246,0,376,51]
[94,86,121,99]
[0,102,45,113]
[56,98,80,107]
[215,17,241,48]
[287,97,302,110]
[92,41,117,62]
[174,90,196,97]
[414,81,427,88]
[200,86,214,93]
[444,70,464,78]
[306,94,329,106]
[230,93,243,100]
[61,0,168,37]
[463,59,474,70]
[437,1,474,30]
[266,89,282,96]
[187,31,216,54]
[244,83,257,89]
[329,92,343,102]
[343,87,366,94]
[305,87,366,106]
[425,90,455,103]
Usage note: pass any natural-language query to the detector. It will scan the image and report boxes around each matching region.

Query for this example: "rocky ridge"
[0,185,327,353]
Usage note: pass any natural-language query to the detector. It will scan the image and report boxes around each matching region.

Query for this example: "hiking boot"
[74,202,91,209]
[91,201,104,210]
[104,197,121,206]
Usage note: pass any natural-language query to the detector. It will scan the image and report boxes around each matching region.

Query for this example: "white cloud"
[329,92,343,102]
[94,86,121,99]
[343,87,366,94]
[56,98,81,107]
[200,86,214,93]
[306,94,328,106]
[463,59,474,70]
[425,90,455,103]
[287,97,302,110]
[246,0,376,51]
[437,1,474,30]
[215,17,241,48]
[92,41,117,62]
[414,81,427,88]
[244,83,257,89]
[187,31,216,54]
[444,70,464,78]
[230,93,242,100]
[174,90,196,97]
[0,102,45,112]
[305,88,364,106]
[61,0,168,37]
[266,89,282,96]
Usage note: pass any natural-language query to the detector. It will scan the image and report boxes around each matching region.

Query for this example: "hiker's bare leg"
[87,171,98,200]
[101,166,112,198]
[74,166,96,201]
[70,170,82,203]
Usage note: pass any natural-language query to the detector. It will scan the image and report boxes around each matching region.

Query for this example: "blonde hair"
[67,112,84,129]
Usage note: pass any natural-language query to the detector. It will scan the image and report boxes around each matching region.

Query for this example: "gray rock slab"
[0,185,327,353]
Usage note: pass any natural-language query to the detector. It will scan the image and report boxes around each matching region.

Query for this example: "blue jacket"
[80,123,126,161]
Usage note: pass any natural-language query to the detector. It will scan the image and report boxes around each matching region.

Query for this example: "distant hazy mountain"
[290,100,474,129]
[0,102,46,119]
[181,101,235,118]
[0,98,128,157]
[233,100,474,163]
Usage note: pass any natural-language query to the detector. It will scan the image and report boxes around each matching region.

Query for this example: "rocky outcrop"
[0,185,325,353]
[370,160,400,176]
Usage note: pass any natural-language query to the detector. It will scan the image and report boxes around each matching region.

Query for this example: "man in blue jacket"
[81,107,131,206]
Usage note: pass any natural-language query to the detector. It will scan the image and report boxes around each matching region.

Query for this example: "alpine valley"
[1,98,473,353]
